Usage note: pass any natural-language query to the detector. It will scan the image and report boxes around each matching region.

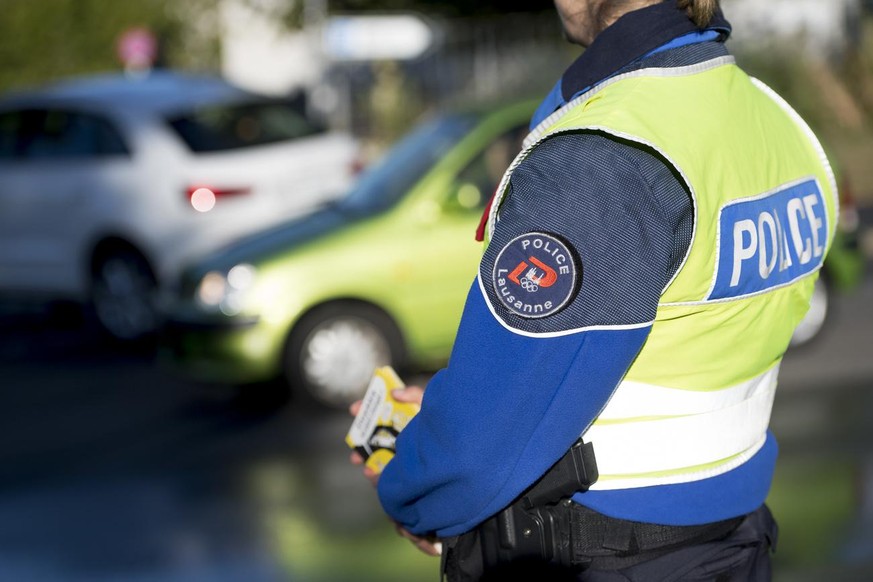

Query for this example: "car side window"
[454,123,528,210]
[167,100,325,153]
[0,108,130,161]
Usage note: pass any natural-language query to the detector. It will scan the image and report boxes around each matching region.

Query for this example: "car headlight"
[195,263,257,316]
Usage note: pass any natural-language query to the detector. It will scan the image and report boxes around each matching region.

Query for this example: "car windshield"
[340,113,479,214]
[166,99,324,153]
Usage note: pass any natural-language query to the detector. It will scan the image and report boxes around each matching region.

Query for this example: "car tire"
[285,303,404,410]
[90,246,160,342]
[789,274,830,349]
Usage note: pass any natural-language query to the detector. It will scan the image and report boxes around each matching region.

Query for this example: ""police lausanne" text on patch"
[492,232,578,318]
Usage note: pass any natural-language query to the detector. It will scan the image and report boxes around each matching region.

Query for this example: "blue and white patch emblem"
[492,232,578,318]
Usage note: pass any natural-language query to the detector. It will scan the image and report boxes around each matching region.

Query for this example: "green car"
[161,99,865,409]
[161,99,536,408]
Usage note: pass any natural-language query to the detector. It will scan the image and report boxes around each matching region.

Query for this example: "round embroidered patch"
[492,232,579,318]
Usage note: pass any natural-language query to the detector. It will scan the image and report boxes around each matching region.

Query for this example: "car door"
[398,119,530,356]
[0,107,131,295]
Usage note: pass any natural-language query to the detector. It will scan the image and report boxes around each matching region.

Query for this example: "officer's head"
[554,0,719,47]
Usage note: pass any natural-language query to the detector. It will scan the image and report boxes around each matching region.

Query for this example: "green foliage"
[0,0,221,92]
[734,28,873,204]
[0,0,555,95]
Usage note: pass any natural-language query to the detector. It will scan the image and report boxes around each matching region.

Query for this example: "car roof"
[0,70,258,116]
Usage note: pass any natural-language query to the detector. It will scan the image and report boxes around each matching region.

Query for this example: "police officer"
[351,0,838,579]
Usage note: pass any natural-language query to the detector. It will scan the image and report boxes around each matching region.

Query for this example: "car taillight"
[350,156,367,177]
[349,147,371,177]
[186,185,251,213]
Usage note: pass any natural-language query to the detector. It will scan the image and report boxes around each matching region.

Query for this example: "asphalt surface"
[0,301,380,581]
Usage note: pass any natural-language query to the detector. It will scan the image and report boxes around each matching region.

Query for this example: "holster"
[479,499,574,568]
[481,439,597,569]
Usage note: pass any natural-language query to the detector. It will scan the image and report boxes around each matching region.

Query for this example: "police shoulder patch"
[492,232,579,318]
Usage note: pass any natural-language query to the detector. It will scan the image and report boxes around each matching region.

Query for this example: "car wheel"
[286,303,404,410]
[789,275,829,348]
[90,247,159,342]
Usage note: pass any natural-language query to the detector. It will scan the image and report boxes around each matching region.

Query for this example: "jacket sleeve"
[377,132,693,537]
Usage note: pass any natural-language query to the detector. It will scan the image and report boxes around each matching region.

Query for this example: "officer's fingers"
[391,385,425,405]
[395,524,417,541]
[349,455,378,485]
[412,538,442,557]
[395,525,442,557]
[396,527,441,557]
[349,399,363,417]
[363,466,379,487]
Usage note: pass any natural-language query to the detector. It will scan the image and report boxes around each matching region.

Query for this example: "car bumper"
[158,314,283,385]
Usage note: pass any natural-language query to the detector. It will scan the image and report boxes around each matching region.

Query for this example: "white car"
[0,71,360,341]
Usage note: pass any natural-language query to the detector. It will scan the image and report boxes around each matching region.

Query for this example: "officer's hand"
[349,454,380,487]
[395,523,442,557]
[388,385,425,406]
[348,385,425,487]
[348,385,425,418]
[349,386,424,487]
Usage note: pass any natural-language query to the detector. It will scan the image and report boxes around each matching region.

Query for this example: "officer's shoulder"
[522,131,671,176]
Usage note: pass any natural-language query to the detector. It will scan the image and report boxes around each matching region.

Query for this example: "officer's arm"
[378,133,692,537]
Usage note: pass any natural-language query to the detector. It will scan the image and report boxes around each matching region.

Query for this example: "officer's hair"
[600,1,718,31]
[677,0,718,28]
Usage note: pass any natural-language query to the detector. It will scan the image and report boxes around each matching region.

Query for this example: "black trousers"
[442,504,778,582]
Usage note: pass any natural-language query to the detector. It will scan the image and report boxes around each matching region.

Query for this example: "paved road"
[0,303,369,581]
[0,260,871,581]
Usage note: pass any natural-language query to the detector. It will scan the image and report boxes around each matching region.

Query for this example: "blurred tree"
[0,0,556,94]
[0,0,222,92]
[238,0,555,30]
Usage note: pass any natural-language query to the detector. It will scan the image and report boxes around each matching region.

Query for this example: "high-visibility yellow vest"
[487,56,838,489]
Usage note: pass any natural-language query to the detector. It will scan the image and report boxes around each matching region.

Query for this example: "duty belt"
[441,439,744,581]
[566,503,744,569]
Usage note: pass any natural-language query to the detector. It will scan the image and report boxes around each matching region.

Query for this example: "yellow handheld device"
[345,366,419,474]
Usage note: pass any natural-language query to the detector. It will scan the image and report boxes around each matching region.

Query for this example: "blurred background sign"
[323,14,437,62]
[116,26,158,71]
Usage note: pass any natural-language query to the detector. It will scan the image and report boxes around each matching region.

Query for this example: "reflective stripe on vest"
[585,365,777,490]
